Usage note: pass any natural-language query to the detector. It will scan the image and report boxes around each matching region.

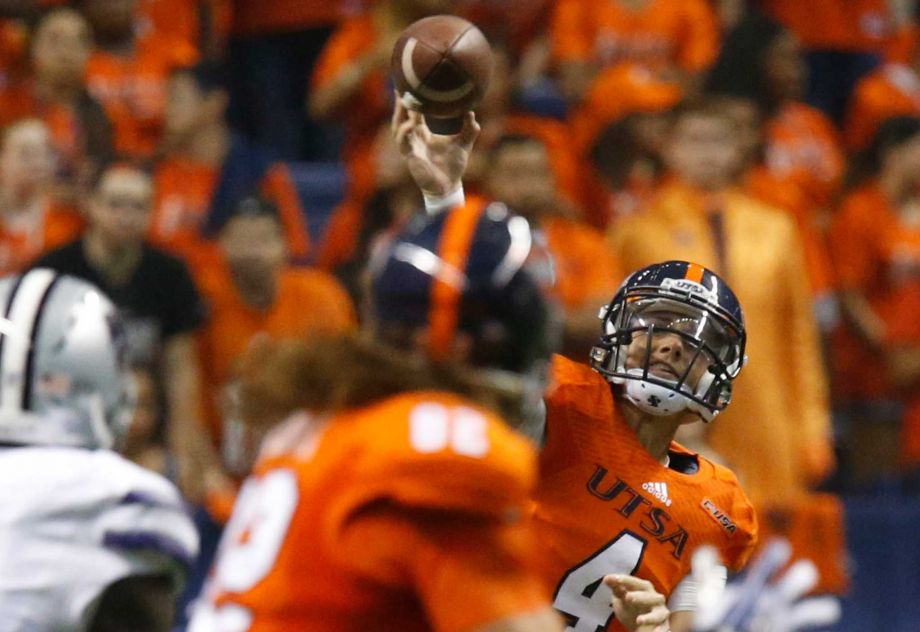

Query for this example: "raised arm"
[390,94,480,207]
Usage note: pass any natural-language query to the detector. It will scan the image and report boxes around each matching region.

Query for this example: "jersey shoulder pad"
[546,354,613,418]
[328,392,538,522]
[695,455,759,571]
[84,451,200,577]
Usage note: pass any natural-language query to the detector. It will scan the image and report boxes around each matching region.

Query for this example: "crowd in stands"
[2,0,920,616]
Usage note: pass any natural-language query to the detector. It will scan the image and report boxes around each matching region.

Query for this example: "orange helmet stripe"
[684,262,705,283]
[428,200,487,361]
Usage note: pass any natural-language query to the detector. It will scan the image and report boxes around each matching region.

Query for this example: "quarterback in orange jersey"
[190,193,658,631]
[391,103,757,632]
[533,262,758,632]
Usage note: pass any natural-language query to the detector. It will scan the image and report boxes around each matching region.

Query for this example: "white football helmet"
[0,269,131,449]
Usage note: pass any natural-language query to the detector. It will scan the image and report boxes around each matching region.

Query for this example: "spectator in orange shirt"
[197,195,356,487]
[844,50,920,151]
[0,118,84,275]
[309,0,453,203]
[79,0,198,158]
[719,95,838,332]
[153,62,310,266]
[758,0,893,122]
[588,112,669,229]
[707,11,845,212]
[550,0,719,104]
[829,116,920,491]
[484,133,623,358]
[0,8,114,207]
[182,194,355,623]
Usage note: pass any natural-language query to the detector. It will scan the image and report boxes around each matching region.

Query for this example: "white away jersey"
[0,446,199,631]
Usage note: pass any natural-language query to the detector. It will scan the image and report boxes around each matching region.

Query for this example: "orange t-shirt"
[505,113,590,213]
[569,62,683,161]
[85,31,198,158]
[844,63,920,151]
[193,392,548,631]
[829,182,920,399]
[539,215,623,312]
[137,0,203,50]
[764,101,845,210]
[744,165,835,297]
[761,0,894,52]
[196,263,355,455]
[232,0,345,35]
[0,82,97,184]
[534,356,757,629]
[311,12,389,204]
[0,200,84,275]
[151,156,310,265]
[551,0,719,72]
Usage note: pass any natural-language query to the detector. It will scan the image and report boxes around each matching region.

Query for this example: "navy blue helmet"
[590,260,746,421]
[369,200,559,376]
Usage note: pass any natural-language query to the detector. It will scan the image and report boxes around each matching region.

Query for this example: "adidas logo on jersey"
[642,481,672,507]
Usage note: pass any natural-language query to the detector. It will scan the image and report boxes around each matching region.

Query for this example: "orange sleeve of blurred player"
[260,163,311,260]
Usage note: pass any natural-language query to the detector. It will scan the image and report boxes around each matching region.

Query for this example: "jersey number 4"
[553,531,648,632]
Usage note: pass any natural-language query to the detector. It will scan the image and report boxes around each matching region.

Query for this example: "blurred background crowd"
[2,0,920,629]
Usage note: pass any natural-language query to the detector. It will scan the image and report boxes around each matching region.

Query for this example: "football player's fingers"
[788,597,842,629]
[774,559,819,602]
[457,111,480,148]
[604,574,657,594]
[414,111,433,144]
[394,117,417,154]
[624,591,666,608]
[391,92,407,135]
[635,603,670,626]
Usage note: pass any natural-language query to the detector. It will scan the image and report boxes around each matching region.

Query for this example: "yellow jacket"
[609,180,833,499]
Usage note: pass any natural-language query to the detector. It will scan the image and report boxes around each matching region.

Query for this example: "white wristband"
[423,185,465,215]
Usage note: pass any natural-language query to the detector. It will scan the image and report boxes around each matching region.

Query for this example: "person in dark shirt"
[33,162,232,507]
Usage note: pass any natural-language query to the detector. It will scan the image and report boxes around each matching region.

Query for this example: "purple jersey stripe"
[102,530,195,570]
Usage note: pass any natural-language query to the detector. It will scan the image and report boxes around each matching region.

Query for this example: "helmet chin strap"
[622,369,693,417]
[621,368,718,423]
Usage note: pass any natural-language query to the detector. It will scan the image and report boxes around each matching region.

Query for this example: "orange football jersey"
[194,392,549,631]
[533,356,757,631]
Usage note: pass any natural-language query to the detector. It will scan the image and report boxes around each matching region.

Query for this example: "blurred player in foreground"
[188,200,566,629]
[0,269,198,631]
[391,97,758,632]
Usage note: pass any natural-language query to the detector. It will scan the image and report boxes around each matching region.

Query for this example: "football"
[390,15,493,122]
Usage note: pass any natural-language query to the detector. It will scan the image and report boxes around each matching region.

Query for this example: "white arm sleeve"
[668,565,727,613]
[0,447,199,631]
[423,185,465,215]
